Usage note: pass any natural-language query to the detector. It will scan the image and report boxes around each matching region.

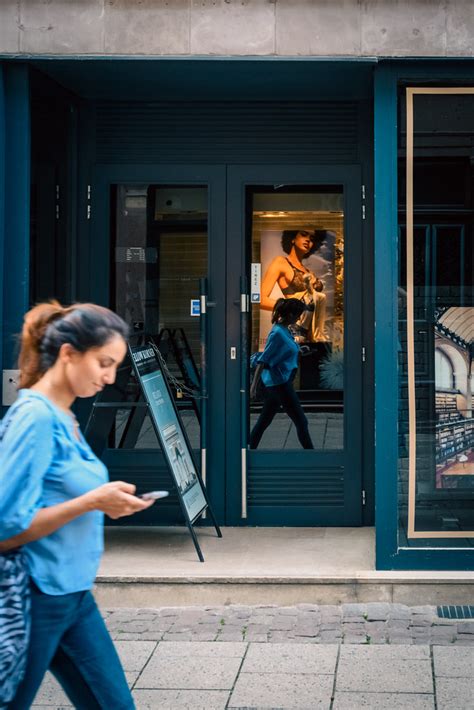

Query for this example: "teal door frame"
[88,164,227,523]
[226,165,364,526]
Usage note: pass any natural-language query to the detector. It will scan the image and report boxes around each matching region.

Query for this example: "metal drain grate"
[437,605,474,620]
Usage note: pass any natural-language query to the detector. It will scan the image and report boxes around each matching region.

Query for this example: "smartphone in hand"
[137,490,169,501]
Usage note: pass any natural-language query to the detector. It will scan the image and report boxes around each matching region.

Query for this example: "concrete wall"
[0,0,472,58]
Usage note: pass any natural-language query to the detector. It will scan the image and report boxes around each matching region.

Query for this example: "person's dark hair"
[281,229,326,259]
[18,301,129,388]
[271,298,305,326]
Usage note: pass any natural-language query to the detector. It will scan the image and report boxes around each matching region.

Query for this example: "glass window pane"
[109,184,207,451]
[247,187,344,451]
[398,90,474,545]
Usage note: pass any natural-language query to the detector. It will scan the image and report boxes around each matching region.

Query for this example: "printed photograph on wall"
[258,227,341,351]
[434,306,474,490]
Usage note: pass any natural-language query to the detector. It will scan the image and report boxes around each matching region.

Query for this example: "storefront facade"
[0,3,472,570]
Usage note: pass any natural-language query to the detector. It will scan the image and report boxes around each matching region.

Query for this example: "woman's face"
[293,230,314,254]
[63,335,127,398]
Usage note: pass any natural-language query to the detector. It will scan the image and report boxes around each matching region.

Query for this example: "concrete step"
[95,527,474,608]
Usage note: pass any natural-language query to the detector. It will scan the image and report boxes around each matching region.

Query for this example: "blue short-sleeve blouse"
[0,390,108,595]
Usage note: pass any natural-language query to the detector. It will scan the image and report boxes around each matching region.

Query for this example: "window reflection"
[248,189,344,450]
[109,184,207,451]
[398,89,474,542]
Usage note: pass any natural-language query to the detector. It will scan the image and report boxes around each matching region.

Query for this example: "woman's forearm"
[0,494,95,552]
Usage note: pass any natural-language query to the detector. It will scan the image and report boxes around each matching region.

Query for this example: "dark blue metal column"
[374,65,399,570]
[1,64,30,375]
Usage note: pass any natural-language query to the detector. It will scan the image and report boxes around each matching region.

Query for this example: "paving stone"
[342,621,366,631]
[33,673,71,706]
[279,607,300,616]
[320,631,343,642]
[387,619,410,630]
[411,606,436,616]
[229,672,334,709]
[114,641,157,671]
[320,605,342,617]
[342,603,368,618]
[269,616,297,630]
[337,645,432,693]
[366,603,391,621]
[113,632,144,640]
[410,618,432,627]
[217,632,246,642]
[388,605,411,620]
[241,642,338,674]
[133,688,230,709]
[432,618,456,627]
[365,621,386,632]
[140,632,165,641]
[161,632,195,641]
[333,691,435,709]
[121,621,153,632]
[320,622,341,631]
[155,641,246,657]
[436,677,474,710]
[457,621,474,633]
[343,634,369,644]
[430,627,456,642]
[245,633,269,643]
[192,632,219,641]
[269,632,300,643]
[433,645,474,677]
[136,654,242,690]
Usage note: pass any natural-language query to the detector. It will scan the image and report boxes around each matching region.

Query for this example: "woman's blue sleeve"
[0,402,54,539]
[259,329,288,367]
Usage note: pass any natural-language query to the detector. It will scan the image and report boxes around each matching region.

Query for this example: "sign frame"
[130,343,221,560]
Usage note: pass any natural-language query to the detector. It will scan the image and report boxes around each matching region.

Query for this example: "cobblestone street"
[33,603,474,709]
[103,602,474,646]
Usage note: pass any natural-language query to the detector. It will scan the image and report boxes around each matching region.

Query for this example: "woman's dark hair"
[272,298,305,325]
[281,229,326,259]
[18,301,129,388]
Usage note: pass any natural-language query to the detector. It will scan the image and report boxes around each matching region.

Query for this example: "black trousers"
[250,379,314,450]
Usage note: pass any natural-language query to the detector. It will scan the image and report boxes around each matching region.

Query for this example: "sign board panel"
[130,345,207,522]
[251,263,261,303]
[190,299,201,316]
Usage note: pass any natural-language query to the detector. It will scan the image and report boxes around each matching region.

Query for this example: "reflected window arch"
[435,348,455,390]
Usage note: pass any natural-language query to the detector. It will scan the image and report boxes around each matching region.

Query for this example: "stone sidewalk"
[33,604,474,709]
[103,602,474,646]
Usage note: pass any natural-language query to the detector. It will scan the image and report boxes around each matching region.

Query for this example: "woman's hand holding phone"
[85,481,156,519]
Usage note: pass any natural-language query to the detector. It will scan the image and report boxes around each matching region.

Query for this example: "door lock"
[230,347,237,360]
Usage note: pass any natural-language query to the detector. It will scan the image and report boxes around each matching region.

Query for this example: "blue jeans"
[8,582,134,709]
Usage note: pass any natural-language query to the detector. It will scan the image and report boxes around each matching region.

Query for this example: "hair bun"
[18,300,68,388]
[22,301,66,347]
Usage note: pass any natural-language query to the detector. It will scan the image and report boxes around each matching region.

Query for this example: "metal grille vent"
[437,605,474,620]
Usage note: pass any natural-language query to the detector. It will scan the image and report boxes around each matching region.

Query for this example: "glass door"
[226,166,363,525]
[88,165,227,523]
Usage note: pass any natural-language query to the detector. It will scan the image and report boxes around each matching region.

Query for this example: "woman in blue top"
[0,301,155,709]
[250,298,314,450]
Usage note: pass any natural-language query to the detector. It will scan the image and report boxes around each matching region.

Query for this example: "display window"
[398,88,474,543]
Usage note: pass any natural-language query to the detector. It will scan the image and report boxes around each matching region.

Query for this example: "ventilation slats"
[95,101,359,164]
[248,467,344,507]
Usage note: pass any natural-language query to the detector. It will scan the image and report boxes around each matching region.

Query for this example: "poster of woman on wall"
[258,227,341,351]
